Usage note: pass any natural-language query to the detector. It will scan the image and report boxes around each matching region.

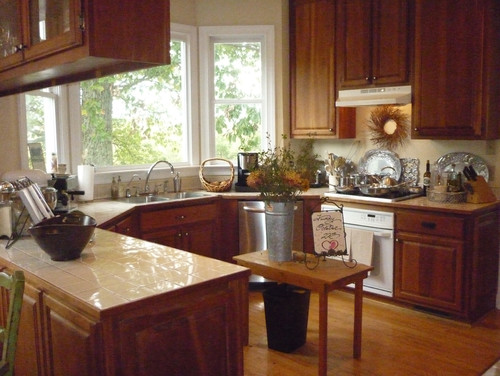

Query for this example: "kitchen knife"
[468,165,478,180]
[463,167,472,181]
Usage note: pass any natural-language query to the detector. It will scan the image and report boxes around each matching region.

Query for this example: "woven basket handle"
[200,158,234,178]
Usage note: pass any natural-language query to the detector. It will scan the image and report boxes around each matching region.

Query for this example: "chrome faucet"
[126,174,141,197]
[145,160,181,194]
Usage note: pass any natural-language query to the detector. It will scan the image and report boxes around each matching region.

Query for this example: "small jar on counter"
[446,164,462,192]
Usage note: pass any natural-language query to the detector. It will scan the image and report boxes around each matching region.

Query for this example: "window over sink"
[18,24,276,182]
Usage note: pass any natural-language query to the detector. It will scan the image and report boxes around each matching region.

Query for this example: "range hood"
[335,85,412,107]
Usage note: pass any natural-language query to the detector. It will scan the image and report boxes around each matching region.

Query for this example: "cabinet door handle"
[175,215,186,220]
[372,76,377,80]
[421,221,436,229]
[365,76,370,81]
[15,44,26,52]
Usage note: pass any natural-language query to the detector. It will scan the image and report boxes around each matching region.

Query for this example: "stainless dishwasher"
[238,201,303,284]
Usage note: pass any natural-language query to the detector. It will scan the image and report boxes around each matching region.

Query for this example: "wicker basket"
[427,189,467,203]
[199,158,235,192]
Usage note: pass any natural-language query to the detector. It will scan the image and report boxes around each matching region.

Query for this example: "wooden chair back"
[0,270,25,376]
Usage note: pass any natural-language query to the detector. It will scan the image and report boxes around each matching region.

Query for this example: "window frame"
[18,85,71,172]
[68,23,199,184]
[18,24,276,186]
[198,25,275,162]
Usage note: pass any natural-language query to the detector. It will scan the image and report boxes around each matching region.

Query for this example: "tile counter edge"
[0,229,250,313]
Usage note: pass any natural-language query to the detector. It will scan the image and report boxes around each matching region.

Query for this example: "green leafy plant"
[294,138,322,183]
[247,135,309,203]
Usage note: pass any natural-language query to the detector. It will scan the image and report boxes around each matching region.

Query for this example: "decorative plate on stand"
[436,152,489,181]
[358,149,402,180]
[400,158,420,186]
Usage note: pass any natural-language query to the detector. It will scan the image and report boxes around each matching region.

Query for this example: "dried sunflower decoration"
[366,105,409,150]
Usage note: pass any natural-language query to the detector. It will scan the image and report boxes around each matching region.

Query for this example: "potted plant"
[246,136,309,262]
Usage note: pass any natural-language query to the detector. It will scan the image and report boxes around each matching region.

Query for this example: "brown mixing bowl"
[29,211,96,261]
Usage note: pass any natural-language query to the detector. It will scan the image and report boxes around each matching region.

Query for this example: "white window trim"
[198,25,276,162]
[66,23,199,185]
[18,86,71,171]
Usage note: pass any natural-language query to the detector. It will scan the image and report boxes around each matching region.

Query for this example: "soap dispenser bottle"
[111,177,119,199]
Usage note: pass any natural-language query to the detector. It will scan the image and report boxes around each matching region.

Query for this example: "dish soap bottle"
[111,177,119,199]
[117,176,124,198]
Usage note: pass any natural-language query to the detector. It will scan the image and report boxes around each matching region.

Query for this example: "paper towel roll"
[0,205,12,238]
[77,165,94,201]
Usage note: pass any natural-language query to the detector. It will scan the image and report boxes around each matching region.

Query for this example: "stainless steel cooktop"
[323,191,423,203]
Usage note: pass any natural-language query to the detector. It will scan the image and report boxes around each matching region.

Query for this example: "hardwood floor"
[244,289,500,375]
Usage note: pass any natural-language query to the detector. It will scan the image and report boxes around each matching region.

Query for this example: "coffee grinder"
[235,152,258,192]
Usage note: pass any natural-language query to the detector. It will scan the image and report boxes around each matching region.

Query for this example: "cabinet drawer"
[396,211,464,238]
[141,204,216,232]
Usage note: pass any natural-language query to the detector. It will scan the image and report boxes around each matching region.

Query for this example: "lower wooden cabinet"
[395,208,499,321]
[100,211,139,238]
[140,202,219,258]
[13,283,102,375]
[113,282,244,376]
[14,283,44,375]
[395,231,464,312]
[42,294,102,376]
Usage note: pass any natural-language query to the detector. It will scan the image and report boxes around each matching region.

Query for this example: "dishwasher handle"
[374,231,393,239]
[242,205,265,213]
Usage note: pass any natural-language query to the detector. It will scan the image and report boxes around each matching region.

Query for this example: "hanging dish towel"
[345,228,374,266]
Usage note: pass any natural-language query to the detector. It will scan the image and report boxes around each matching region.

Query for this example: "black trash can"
[262,283,311,353]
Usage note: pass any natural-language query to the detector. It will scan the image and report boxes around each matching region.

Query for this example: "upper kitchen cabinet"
[336,0,411,89]
[290,0,355,139]
[0,0,170,97]
[0,0,24,70]
[412,0,500,139]
[0,0,83,72]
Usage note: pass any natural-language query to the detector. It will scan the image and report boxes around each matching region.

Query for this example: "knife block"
[465,176,497,203]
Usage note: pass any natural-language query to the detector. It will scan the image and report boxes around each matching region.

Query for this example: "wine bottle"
[423,160,431,195]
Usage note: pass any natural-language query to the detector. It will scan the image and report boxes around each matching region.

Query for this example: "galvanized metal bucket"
[265,201,295,262]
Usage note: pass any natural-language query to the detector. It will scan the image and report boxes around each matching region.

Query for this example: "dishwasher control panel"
[322,205,394,230]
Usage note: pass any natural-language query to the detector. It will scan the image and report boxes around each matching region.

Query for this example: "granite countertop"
[0,230,249,314]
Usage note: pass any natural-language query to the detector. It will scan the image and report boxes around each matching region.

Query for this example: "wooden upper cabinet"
[0,0,25,71]
[336,0,410,89]
[412,0,500,140]
[0,0,170,97]
[22,0,83,63]
[290,0,355,139]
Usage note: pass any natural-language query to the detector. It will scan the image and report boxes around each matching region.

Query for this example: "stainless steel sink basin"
[118,192,211,204]
[118,195,171,204]
[163,192,211,200]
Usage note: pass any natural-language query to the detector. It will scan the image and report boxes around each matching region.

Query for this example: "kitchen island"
[0,230,250,376]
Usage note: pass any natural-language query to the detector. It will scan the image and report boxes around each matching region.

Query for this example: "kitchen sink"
[118,195,171,204]
[118,192,212,204]
[163,192,211,200]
